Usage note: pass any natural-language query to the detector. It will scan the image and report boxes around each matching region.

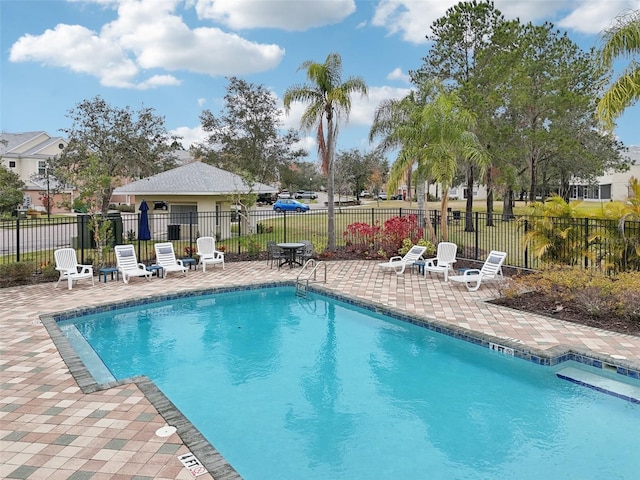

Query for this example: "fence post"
[237,214,241,254]
[584,217,589,269]
[16,218,21,262]
[524,219,529,269]
[371,208,375,227]
[283,211,287,243]
[474,212,479,260]
[189,211,195,254]
[79,215,86,264]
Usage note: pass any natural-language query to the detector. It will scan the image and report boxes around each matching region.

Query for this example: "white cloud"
[371,0,640,43]
[349,85,412,127]
[387,67,410,83]
[371,0,453,44]
[194,0,356,30]
[555,1,640,34]
[279,84,411,133]
[198,97,207,107]
[171,124,207,149]
[9,0,285,88]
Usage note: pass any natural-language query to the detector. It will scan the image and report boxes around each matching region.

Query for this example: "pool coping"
[40,280,640,478]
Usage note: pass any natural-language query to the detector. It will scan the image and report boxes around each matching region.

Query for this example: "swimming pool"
[58,286,640,480]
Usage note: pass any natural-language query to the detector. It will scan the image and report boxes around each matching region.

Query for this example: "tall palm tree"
[372,84,488,241]
[597,9,640,130]
[283,53,367,251]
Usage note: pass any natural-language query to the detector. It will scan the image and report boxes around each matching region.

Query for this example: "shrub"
[501,266,640,322]
[0,261,37,288]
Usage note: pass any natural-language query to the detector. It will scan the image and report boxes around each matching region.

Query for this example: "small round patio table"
[277,242,305,268]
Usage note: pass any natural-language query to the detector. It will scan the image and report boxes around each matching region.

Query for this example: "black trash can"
[167,224,181,240]
[106,212,123,245]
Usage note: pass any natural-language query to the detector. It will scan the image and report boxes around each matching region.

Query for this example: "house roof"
[0,131,67,158]
[113,161,278,196]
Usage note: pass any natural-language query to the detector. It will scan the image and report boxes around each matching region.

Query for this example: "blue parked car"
[273,199,310,213]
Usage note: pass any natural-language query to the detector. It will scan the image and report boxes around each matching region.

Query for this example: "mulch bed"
[490,292,640,337]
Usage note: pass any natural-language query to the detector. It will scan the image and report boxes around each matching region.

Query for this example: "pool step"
[556,367,640,404]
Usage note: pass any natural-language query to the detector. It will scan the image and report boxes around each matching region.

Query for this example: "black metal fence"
[1,208,639,272]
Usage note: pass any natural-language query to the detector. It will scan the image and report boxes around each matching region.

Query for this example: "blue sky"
[2,0,639,163]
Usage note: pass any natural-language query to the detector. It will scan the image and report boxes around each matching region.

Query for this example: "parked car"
[273,199,310,212]
[295,190,318,199]
[391,194,403,200]
[360,191,371,197]
[277,190,293,199]
[256,193,275,205]
[377,192,387,200]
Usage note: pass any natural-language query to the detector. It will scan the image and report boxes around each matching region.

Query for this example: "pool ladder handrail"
[296,259,326,297]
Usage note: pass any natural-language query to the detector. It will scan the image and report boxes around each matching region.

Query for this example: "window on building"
[170,204,197,225]
[38,161,46,176]
[9,161,16,168]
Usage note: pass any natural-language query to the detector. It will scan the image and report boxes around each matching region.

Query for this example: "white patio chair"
[154,242,187,278]
[115,244,152,284]
[54,248,94,290]
[378,245,428,275]
[196,236,225,272]
[448,250,507,291]
[423,242,458,281]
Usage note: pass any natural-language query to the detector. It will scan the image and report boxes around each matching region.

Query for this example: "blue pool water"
[59,287,640,480]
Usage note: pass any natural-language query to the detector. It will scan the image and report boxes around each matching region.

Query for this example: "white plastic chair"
[115,244,152,284]
[154,242,187,278]
[448,251,507,291]
[54,248,94,290]
[196,236,225,272]
[423,242,457,281]
[378,245,428,275]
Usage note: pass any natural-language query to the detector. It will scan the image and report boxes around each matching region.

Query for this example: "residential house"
[112,161,277,240]
[0,131,73,213]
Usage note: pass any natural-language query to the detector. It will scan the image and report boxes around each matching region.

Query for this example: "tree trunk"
[529,152,537,203]
[440,187,449,242]
[326,121,336,252]
[464,164,474,232]
[502,188,515,220]
[485,166,494,227]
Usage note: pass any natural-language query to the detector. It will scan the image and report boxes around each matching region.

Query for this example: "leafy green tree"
[412,0,506,230]
[382,84,488,241]
[334,148,388,199]
[482,20,625,203]
[71,155,116,267]
[56,96,180,214]
[197,77,306,185]
[597,9,640,130]
[0,165,26,215]
[283,53,368,251]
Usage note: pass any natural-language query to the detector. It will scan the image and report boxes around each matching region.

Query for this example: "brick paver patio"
[2,259,639,479]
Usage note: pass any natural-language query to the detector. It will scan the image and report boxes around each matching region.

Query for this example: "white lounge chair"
[378,245,428,275]
[448,250,507,291]
[154,242,187,278]
[423,242,457,281]
[54,248,95,290]
[115,244,152,284]
[196,236,225,272]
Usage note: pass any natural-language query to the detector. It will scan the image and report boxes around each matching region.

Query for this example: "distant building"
[569,146,640,201]
[0,131,74,213]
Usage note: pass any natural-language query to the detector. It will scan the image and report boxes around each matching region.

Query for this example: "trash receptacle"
[106,212,123,245]
[167,224,180,240]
